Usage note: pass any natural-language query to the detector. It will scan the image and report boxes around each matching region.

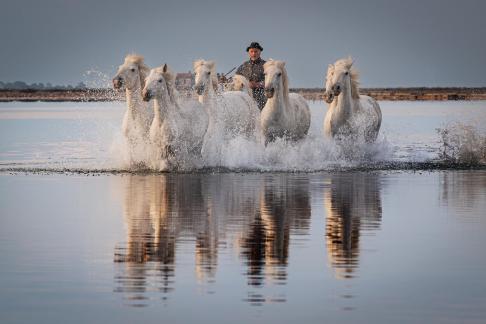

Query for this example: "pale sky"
[1,0,485,87]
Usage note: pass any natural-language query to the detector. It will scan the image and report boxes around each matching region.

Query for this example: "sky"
[1,0,485,88]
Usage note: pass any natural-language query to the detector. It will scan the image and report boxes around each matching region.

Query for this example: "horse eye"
[158,79,163,83]
[130,68,135,72]
[345,71,349,75]
[207,72,210,75]
[278,73,282,77]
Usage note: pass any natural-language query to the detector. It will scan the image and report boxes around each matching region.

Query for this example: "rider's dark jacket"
[235,57,267,110]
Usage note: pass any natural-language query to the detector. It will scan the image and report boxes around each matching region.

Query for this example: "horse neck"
[199,83,217,110]
[199,85,218,119]
[200,84,224,135]
[266,78,290,117]
[153,92,172,123]
[166,82,179,107]
[125,78,144,115]
[332,77,355,120]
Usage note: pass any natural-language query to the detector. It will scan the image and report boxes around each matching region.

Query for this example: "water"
[1,171,485,323]
[1,100,486,323]
[1,100,485,171]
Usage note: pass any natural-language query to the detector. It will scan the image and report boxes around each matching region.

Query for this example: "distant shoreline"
[1,87,486,102]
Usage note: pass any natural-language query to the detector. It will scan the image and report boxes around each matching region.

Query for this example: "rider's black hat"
[246,42,263,52]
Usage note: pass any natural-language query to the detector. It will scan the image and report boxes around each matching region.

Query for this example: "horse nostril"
[195,86,203,94]
[265,87,275,98]
[142,90,152,101]
[113,78,123,88]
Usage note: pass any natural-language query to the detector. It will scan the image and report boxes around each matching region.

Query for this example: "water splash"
[2,99,485,174]
[83,69,112,89]
[106,111,393,173]
[82,69,120,102]
[437,122,486,165]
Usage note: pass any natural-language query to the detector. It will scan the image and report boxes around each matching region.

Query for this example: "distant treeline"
[0,81,87,90]
[290,87,486,101]
[291,87,486,93]
[1,87,486,102]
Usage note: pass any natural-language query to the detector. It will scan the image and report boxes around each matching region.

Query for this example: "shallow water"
[0,101,486,323]
[1,171,486,323]
[1,100,485,171]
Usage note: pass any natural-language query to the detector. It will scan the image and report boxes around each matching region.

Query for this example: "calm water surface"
[1,171,486,323]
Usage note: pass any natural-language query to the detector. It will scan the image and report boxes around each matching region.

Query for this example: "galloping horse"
[260,60,310,145]
[324,57,382,142]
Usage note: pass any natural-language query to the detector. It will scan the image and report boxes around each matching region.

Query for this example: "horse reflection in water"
[198,174,261,280]
[113,174,261,305]
[113,174,207,305]
[324,173,383,279]
[240,175,311,295]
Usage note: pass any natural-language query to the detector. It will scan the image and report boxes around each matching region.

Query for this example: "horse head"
[325,57,359,103]
[231,75,252,96]
[142,64,170,102]
[193,60,217,96]
[113,54,150,91]
[264,60,287,99]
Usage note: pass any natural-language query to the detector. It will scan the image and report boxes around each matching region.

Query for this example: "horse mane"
[193,59,218,91]
[160,64,179,105]
[334,57,360,99]
[124,54,150,90]
[326,64,335,87]
[264,59,289,99]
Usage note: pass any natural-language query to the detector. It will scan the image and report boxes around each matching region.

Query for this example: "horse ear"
[207,61,215,69]
[278,61,286,68]
[327,64,335,73]
[163,63,168,73]
[346,56,354,68]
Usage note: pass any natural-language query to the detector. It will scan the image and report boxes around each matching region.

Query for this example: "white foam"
[103,95,393,172]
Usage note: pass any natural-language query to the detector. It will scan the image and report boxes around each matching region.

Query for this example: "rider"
[235,42,266,110]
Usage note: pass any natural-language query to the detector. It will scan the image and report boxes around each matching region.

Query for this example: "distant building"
[175,72,194,90]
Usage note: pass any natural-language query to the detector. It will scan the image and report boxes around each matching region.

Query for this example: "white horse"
[230,74,253,97]
[323,57,382,142]
[193,59,261,161]
[142,64,208,168]
[261,60,311,144]
[113,54,153,141]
